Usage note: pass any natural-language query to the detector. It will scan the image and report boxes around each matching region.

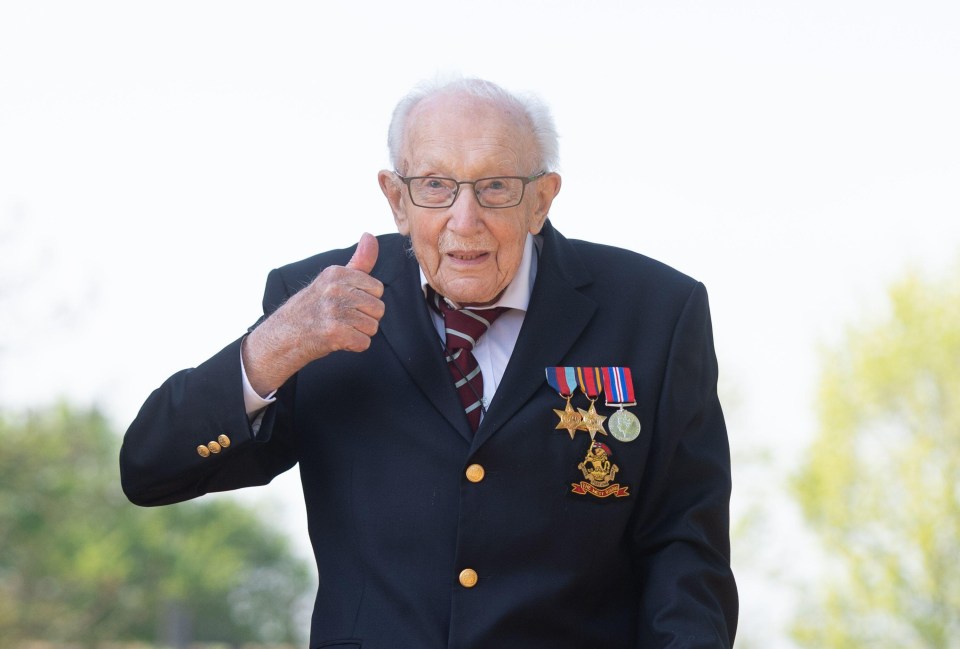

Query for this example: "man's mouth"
[448,251,488,261]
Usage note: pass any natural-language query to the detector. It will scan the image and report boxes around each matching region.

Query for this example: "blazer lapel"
[376,237,474,441]
[474,223,596,448]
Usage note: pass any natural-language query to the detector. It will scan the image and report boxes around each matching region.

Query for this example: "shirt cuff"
[240,346,276,419]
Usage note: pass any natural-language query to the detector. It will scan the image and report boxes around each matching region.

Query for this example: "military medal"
[602,366,641,442]
[571,439,630,498]
[546,366,583,439]
[575,366,607,439]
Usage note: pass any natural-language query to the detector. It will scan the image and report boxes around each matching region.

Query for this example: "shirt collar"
[419,233,538,312]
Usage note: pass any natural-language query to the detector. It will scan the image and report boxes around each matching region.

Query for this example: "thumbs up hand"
[242,233,386,396]
[345,231,380,274]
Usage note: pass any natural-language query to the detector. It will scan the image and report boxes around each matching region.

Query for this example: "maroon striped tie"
[429,289,508,433]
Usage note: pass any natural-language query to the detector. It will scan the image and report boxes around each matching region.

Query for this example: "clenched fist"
[242,233,385,396]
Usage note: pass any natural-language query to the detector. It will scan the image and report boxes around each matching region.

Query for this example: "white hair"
[386,76,560,174]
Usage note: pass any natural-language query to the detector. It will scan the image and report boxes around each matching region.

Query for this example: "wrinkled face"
[379,92,561,307]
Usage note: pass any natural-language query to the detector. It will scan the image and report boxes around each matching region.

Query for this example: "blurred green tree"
[791,265,960,647]
[0,403,311,646]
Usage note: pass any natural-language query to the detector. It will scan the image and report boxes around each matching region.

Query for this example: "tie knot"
[428,288,509,352]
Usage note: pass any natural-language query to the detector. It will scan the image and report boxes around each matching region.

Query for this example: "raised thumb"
[345,232,379,274]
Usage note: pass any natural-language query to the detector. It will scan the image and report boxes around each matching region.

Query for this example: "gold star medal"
[546,367,584,439]
[575,366,608,440]
[601,366,641,442]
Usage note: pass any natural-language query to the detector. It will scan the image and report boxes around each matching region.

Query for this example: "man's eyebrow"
[409,160,524,178]
[405,160,446,175]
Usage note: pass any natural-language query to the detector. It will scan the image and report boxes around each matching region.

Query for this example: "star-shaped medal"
[554,399,584,439]
[577,401,608,440]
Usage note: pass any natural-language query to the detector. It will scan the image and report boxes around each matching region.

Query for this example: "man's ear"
[528,172,562,234]
[379,170,410,235]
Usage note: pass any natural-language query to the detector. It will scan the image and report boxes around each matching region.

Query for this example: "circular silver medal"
[609,409,641,442]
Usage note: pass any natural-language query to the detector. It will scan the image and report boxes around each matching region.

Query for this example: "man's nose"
[447,184,484,230]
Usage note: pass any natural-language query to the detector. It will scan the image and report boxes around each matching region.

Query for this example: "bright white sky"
[2,1,958,645]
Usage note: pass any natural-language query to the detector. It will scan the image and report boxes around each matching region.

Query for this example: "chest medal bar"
[601,366,641,442]
[546,366,584,439]
[575,366,608,440]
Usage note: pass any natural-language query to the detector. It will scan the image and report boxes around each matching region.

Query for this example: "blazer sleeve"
[119,268,300,507]
[631,282,739,647]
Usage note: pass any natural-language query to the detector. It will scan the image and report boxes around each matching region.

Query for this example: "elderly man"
[121,78,738,648]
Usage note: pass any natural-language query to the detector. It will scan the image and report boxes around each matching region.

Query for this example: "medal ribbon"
[546,367,578,398]
[601,366,637,407]
[575,366,602,400]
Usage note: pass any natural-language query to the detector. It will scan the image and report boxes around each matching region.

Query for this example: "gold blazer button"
[458,568,478,588]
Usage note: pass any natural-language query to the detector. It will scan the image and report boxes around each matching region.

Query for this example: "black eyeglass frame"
[393,171,547,209]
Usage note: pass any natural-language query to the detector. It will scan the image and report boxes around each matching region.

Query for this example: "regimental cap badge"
[571,439,630,499]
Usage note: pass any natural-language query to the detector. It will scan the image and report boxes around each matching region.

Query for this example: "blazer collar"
[376,237,470,437]
[474,221,596,448]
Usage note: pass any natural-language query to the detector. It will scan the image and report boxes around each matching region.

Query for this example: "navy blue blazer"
[121,221,738,648]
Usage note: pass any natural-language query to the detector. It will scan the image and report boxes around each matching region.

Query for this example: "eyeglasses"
[394,171,546,209]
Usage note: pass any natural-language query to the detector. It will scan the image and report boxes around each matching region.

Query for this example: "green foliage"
[0,403,311,646]
[791,265,960,648]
